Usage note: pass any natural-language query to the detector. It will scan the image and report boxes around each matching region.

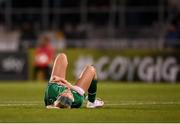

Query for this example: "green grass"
[0,81,180,122]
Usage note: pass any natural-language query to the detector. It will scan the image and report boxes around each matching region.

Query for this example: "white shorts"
[73,86,85,96]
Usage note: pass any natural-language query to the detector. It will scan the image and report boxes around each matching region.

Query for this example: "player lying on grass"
[44,53,104,109]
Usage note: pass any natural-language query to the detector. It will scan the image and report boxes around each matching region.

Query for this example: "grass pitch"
[0,81,180,123]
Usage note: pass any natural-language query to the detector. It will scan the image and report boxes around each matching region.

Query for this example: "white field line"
[0,103,39,107]
[105,101,180,106]
[0,101,41,103]
[0,101,180,107]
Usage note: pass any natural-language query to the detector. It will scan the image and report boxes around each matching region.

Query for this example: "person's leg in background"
[33,66,39,80]
[44,66,51,80]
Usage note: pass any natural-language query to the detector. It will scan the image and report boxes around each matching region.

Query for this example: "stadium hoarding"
[0,52,28,80]
[65,49,180,83]
[27,48,179,83]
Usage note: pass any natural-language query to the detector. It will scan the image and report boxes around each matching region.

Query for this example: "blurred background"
[0,0,179,83]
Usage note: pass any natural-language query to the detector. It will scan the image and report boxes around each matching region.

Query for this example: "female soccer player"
[44,53,104,109]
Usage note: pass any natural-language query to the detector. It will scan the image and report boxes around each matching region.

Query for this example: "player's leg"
[75,65,104,108]
[50,53,68,79]
[45,53,69,108]
[75,65,96,92]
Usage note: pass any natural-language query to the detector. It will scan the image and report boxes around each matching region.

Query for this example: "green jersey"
[44,82,84,108]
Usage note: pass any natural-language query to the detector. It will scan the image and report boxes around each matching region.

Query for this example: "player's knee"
[87,65,96,74]
[57,53,67,59]
[57,53,68,64]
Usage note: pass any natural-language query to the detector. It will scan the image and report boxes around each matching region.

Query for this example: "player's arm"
[50,75,74,89]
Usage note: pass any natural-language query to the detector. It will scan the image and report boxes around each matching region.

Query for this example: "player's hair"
[57,95,73,107]
[54,89,74,108]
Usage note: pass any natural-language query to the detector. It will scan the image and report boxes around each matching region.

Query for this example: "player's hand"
[51,76,73,89]
[51,76,67,84]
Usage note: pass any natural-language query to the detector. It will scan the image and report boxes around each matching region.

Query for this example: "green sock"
[88,79,97,103]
